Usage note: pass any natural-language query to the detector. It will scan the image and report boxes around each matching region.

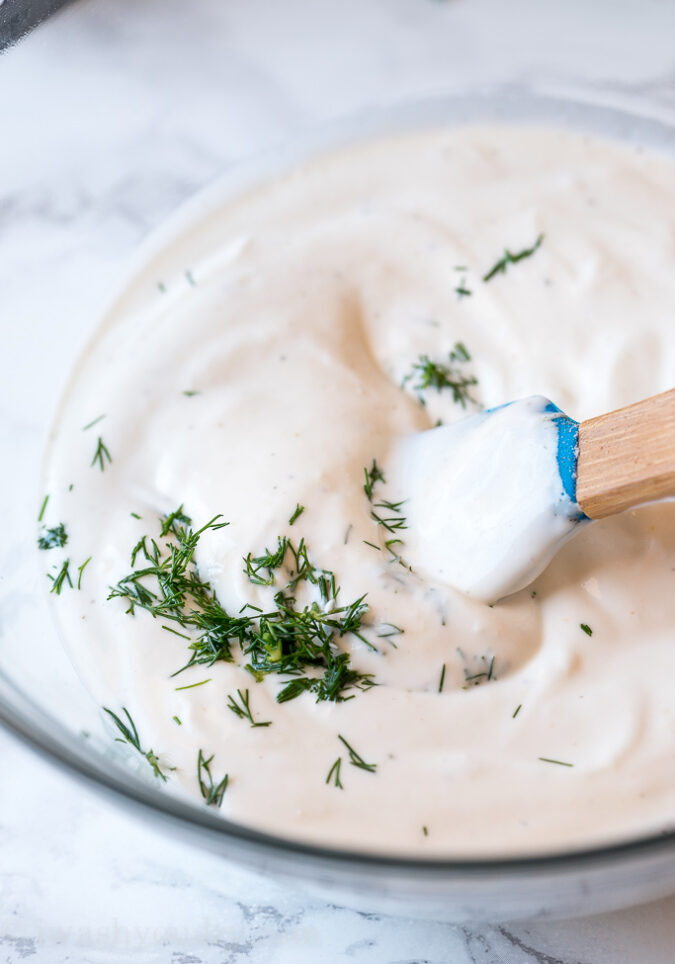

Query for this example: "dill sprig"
[108,508,375,705]
[49,559,72,595]
[38,522,68,550]
[403,341,478,408]
[461,653,496,689]
[338,734,377,773]
[226,688,272,727]
[363,460,385,502]
[326,757,343,789]
[288,503,305,526]
[243,536,289,586]
[197,749,229,806]
[580,623,593,637]
[91,436,112,472]
[482,233,544,282]
[103,706,169,781]
[538,756,574,768]
[371,499,408,534]
[77,556,92,590]
[83,414,106,431]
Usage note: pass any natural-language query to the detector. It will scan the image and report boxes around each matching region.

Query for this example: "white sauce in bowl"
[41,124,675,857]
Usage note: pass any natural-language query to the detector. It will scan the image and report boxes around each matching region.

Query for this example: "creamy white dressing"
[388,396,583,602]
[42,125,675,857]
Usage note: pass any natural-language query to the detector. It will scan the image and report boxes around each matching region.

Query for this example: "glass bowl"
[3,88,675,923]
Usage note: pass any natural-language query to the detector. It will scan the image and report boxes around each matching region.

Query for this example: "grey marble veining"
[2,0,675,960]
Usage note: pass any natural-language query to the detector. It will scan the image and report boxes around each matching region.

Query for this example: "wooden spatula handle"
[576,388,675,519]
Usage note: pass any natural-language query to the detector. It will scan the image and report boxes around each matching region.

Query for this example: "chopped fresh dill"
[438,663,446,693]
[482,233,544,283]
[82,413,106,432]
[288,503,305,526]
[344,524,353,545]
[243,535,289,586]
[422,825,429,837]
[326,757,344,789]
[226,688,272,727]
[38,494,49,522]
[183,390,199,397]
[173,715,182,725]
[371,499,407,534]
[185,269,196,286]
[461,653,496,689]
[512,703,522,719]
[157,281,166,293]
[91,436,112,472]
[162,625,191,640]
[403,341,478,408]
[454,278,472,299]
[363,460,385,502]
[197,749,228,806]
[108,509,375,705]
[130,512,142,520]
[377,623,403,639]
[539,757,574,768]
[174,678,212,691]
[580,623,593,637]
[363,540,381,551]
[454,265,468,271]
[38,522,68,550]
[338,734,377,773]
[77,556,92,590]
[49,559,72,595]
[103,706,169,781]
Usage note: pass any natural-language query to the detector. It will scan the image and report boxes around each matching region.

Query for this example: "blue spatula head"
[387,396,589,603]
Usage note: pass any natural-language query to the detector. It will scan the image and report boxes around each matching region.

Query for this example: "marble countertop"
[2,1,675,960]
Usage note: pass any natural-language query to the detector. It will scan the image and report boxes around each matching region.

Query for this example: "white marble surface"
[2,0,675,960]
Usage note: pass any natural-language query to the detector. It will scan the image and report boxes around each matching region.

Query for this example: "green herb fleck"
[326,757,344,789]
[338,734,377,773]
[183,390,199,397]
[91,436,112,472]
[371,499,407,534]
[130,512,142,520]
[288,503,305,526]
[157,281,166,293]
[174,678,212,691]
[38,522,68,550]
[197,749,228,807]
[185,269,196,287]
[438,663,446,693]
[422,825,429,836]
[83,414,106,432]
[77,556,92,590]
[403,341,478,408]
[512,703,522,719]
[38,494,49,523]
[363,460,386,502]
[539,756,574,768]
[226,688,272,728]
[103,706,169,781]
[49,559,72,595]
[483,234,544,283]
[580,623,593,637]
[454,278,472,299]
[173,715,182,725]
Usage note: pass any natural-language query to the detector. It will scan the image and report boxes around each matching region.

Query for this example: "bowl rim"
[6,83,675,879]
